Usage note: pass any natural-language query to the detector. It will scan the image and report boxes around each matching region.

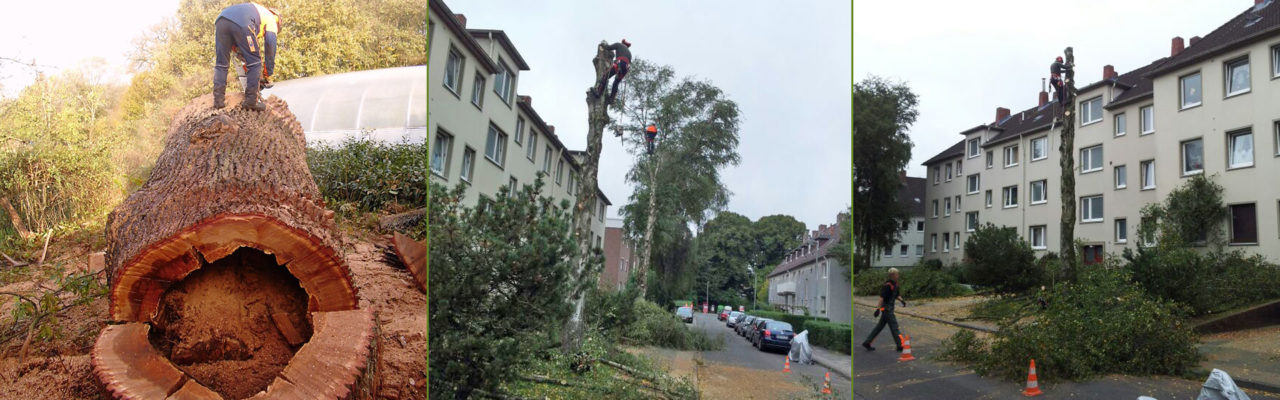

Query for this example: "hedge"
[749,310,828,333]
[806,320,852,354]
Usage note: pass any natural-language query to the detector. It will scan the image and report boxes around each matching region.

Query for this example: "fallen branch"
[0,251,28,268]
[597,358,687,399]
[0,198,31,240]
[37,230,51,267]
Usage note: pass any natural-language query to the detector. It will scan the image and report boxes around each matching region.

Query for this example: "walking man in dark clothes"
[862,267,907,351]
[594,39,631,105]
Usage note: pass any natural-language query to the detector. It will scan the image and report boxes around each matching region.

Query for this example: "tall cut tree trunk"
[635,151,663,299]
[1059,47,1079,276]
[0,197,31,240]
[562,42,612,354]
[94,93,374,399]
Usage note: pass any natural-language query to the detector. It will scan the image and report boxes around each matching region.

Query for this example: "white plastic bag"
[790,330,814,365]
[1197,369,1251,400]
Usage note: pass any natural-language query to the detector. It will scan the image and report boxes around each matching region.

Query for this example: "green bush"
[626,299,723,351]
[1126,246,1280,316]
[306,133,426,211]
[956,265,1200,382]
[805,320,851,354]
[937,330,985,363]
[963,224,1044,295]
[749,310,828,334]
[854,263,970,299]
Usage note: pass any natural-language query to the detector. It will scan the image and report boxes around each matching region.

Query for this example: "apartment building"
[768,216,851,324]
[873,175,927,267]
[428,0,609,244]
[599,218,640,291]
[923,0,1280,264]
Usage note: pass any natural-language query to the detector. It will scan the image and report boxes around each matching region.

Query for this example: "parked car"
[676,306,694,323]
[725,311,742,327]
[737,315,756,336]
[718,309,730,321]
[753,320,795,352]
[747,318,772,344]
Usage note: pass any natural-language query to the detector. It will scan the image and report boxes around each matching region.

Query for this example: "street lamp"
[748,266,757,311]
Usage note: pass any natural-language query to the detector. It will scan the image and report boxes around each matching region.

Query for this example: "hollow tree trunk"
[561,43,612,354]
[94,93,373,399]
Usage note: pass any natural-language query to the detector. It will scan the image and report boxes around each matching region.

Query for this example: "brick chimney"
[1171,36,1185,57]
[995,107,1010,123]
[1258,0,1266,5]
[1189,36,1201,46]
[455,14,467,28]
[518,95,531,106]
[1039,90,1048,106]
[1103,65,1117,80]
[819,224,827,233]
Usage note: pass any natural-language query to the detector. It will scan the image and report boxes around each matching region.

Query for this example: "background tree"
[752,214,807,266]
[852,76,916,271]
[691,212,756,306]
[614,59,741,299]
[962,224,1043,296]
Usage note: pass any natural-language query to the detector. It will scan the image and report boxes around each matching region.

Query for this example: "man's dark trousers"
[213,17,262,100]
[864,308,903,349]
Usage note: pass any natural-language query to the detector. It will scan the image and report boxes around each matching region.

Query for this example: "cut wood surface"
[91,323,192,400]
[103,93,357,322]
[391,232,425,293]
[250,308,376,399]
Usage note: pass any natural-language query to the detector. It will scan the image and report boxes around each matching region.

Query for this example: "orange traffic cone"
[897,334,915,362]
[1022,359,1043,396]
[782,355,792,373]
[821,371,833,394]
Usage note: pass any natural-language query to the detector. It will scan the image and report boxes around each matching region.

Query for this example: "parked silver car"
[725,311,743,328]
[737,315,756,336]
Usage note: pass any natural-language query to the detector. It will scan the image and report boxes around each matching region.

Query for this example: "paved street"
[853,306,1280,400]
[684,312,851,398]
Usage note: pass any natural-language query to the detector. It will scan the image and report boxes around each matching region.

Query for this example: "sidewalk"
[809,343,851,380]
[1199,325,1280,395]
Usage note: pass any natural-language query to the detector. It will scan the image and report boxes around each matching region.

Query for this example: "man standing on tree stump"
[212,2,281,111]
[594,39,631,105]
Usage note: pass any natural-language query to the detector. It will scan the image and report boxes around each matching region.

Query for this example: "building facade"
[428,0,609,243]
[599,218,639,291]
[767,217,851,324]
[923,1,1280,264]
[873,176,927,267]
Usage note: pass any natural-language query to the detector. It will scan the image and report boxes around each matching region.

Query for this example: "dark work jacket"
[880,280,899,312]
[606,42,631,61]
[1051,61,1070,75]
[218,3,279,76]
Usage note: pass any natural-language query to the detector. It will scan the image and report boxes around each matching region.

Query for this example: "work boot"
[213,89,226,109]
[896,346,904,352]
[240,91,266,111]
[862,342,875,351]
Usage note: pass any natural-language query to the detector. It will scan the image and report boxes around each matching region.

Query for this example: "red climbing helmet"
[1055,56,1063,62]
[622,39,631,47]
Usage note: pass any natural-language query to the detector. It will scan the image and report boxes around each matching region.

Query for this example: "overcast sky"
[855,0,1251,178]
[0,0,178,96]
[454,1,852,232]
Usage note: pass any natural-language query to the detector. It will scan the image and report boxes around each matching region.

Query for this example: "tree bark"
[562,43,612,353]
[94,93,372,399]
[635,151,663,299]
[1059,47,1079,275]
[0,197,31,240]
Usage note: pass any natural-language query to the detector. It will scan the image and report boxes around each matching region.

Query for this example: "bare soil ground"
[0,225,426,399]
[627,346,810,400]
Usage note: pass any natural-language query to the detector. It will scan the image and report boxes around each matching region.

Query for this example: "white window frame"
[1081,195,1104,223]
[956,160,963,174]
[1273,44,1280,78]
[526,131,538,161]
[514,117,525,145]
[471,71,487,109]
[1080,96,1103,125]
[460,147,475,183]
[1114,113,1127,136]
[1140,105,1155,134]
[542,146,553,173]
[932,200,939,218]
[899,244,909,257]
[1115,218,1128,243]
[943,233,950,253]
[1227,128,1254,169]
[443,46,465,94]
[986,151,994,169]
[968,138,981,158]
[945,163,953,181]
[967,174,980,194]
[1030,225,1047,249]
[933,166,941,184]
[1114,165,1127,189]
[931,234,938,252]
[966,211,978,232]
[1031,136,1049,161]
[1080,145,1103,173]
[954,232,961,249]
[494,59,514,104]
[556,159,565,185]
[985,190,992,208]
[944,197,952,216]
[1140,160,1156,189]
[955,195,962,211]
[1003,144,1019,167]
[431,130,453,178]
[916,245,924,257]
[1225,56,1251,98]
[509,177,519,196]
[1030,180,1047,204]
[484,124,507,168]
[1003,185,1018,208]
[917,221,925,231]
[1180,72,1202,109]
[1181,138,1204,176]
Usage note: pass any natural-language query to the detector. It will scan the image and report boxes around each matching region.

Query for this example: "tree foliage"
[428,179,586,399]
[752,214,807,267]
[962,224,1043,295]
[852,76,916,271]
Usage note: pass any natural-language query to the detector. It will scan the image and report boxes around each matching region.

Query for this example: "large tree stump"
[93,93,372,399]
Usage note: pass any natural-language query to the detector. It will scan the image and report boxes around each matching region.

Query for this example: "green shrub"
[937,330,985,363]
[854,264,970,299]
[962,265,1200,382]
[805,320,851,354]
[626,299,723,351]
[1126,246,1280,316]
[963,224,1044,295]
[749,310,827,334]
[306,134,426,211]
